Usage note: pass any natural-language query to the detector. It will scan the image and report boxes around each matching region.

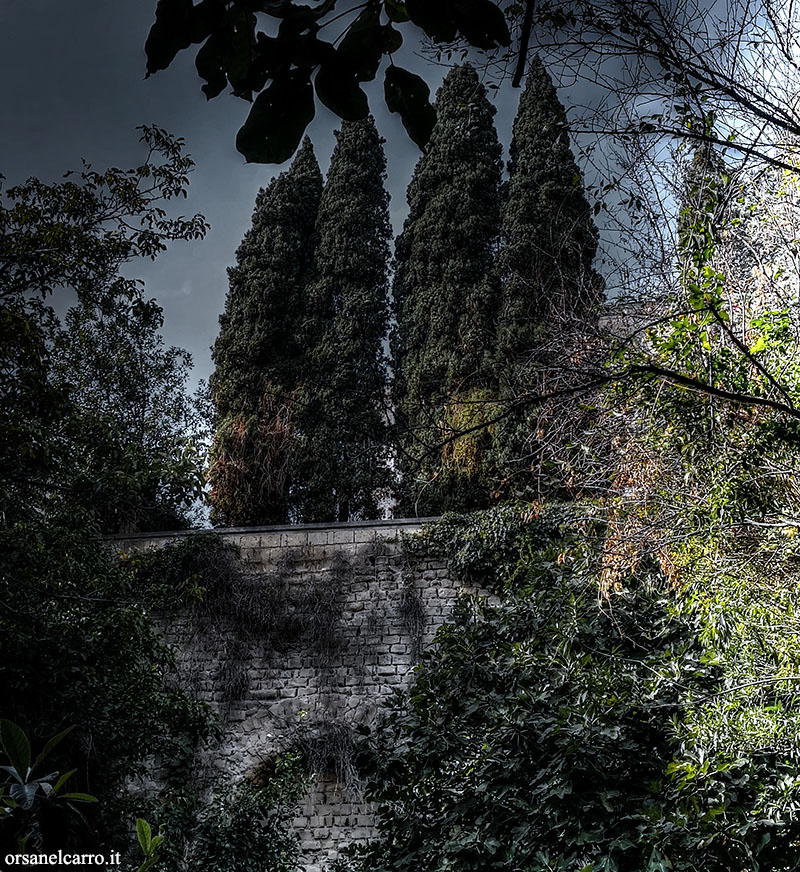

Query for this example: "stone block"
[257,531,282,548]
[240,547,262,565]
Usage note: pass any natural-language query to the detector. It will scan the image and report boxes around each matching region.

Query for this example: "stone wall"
[111,518,466,871]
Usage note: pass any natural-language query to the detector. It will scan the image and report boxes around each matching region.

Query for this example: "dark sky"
[0,1,527,388]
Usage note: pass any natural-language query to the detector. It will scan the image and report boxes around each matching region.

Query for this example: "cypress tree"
[208,137,322,526]
[293,117,392,523]
[490,58,604,497]
[496,55,603,366]
[392,64,504,515]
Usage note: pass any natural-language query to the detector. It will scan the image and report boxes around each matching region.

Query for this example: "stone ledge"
[104,516,442,543]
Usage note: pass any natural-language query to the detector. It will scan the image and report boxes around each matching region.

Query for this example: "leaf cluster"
[0,720,97,854]
[144,0,510,162]
[149,766,304,872]
[0,515,214,854]
[343,506,800,871]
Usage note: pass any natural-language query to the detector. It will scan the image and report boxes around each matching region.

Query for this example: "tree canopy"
[497,55,602,351]
[0,125,208,532]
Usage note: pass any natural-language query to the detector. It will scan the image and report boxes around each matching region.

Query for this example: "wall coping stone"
[104,516,443,542]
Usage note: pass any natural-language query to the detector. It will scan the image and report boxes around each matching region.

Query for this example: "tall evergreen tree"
[208,137,322,526]
[293,117,392,523]
[392,64,504,515]
[496,55,603,365]
[490,58,604,498]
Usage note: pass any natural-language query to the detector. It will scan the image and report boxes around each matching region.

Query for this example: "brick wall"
[111,518,466,871]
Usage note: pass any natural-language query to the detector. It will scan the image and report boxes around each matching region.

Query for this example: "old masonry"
[111,517,479,872]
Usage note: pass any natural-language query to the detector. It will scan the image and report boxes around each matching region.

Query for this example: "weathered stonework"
[111,518,468,871]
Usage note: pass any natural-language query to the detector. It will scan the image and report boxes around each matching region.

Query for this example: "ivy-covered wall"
[110,518,471,871]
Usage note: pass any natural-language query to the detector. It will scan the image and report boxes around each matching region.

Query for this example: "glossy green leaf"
[137,818,152,854]
[9,782,37,811]
[384,66,436,149]
[49,768,77,797]
[59,792,99,803]
[0,720,31,780]
[236,71,315,164]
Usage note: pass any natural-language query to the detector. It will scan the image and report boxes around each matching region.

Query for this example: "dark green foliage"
[133,532,351,678]
[293,118,392,522]
[53,298,204,533]
[0,720,97,854]
[497,55,603,358]
[144,0,510,162]
[491,57,604,498]
[0,127,208,532]
[0,515,213,852]
[0,131,221,858]
[129,531,243,609]
[209,137,322,526]
[345,508,800,872]
[151,762,305,872]
[392,64,503,515]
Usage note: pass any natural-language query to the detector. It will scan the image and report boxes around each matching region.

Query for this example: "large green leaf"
[48,768,76,797]
[405,0,457,42]
[137,818,153,855]
[145,0,193,76]
[33,725,74,771]
[452,0,511,49]
[314,64,369,121]
[236,71,315,164]
[59,792,99,803]
[195,30,227,99]
[9,782,38,811]
[384,66,436,149]
[338,7,384,82]
[0,719,31,780]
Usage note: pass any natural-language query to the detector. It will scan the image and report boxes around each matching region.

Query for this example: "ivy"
[343,505,800,871]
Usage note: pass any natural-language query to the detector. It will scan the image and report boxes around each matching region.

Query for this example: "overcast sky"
[0,1,532,389]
